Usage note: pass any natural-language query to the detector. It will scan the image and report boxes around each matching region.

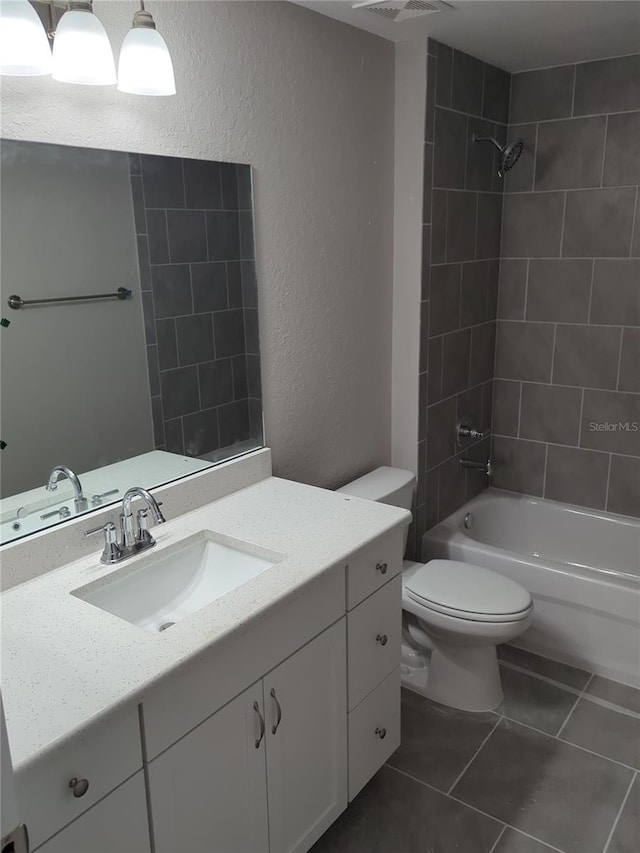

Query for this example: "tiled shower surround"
[129,154,262,459]
[412,44,640,553]
[412,40,509,557]
[494,55,640,517]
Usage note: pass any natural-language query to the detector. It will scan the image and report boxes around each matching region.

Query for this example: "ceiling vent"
[352,0,455,23]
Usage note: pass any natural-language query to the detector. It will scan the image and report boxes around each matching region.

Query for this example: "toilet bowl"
[337,467,533,712]
[402,559,532,711]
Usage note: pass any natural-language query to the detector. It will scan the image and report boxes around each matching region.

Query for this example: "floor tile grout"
[493,706,639,773]
[387,763,571,853]
[556,672,593,738]
[386,763,507,832]
[488,824,507,853]
[498,659,588,697]
[499,657,640,718]
[447,715,503,795]
[601,769,637,853]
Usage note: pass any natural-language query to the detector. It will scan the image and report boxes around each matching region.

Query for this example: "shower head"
[473,133,525,178]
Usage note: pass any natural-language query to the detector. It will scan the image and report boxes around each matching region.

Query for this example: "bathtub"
[421,489,640,688]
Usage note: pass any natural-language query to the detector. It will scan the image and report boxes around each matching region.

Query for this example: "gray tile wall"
[411,40,510,557]
[495,54,640,518]
[129,154,262,460]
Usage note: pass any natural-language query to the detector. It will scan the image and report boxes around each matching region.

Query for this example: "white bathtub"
[421,489,640,688]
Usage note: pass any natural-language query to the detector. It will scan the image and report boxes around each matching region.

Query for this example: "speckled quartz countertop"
[0,476,409,769]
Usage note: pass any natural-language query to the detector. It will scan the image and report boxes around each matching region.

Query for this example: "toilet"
[338,467,533,712]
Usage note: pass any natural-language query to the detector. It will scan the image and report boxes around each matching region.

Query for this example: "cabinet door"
[265,619,347,853]
[34,772,149,853]
[148,682,269,853]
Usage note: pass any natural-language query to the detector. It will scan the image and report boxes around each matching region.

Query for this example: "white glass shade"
[117,26,175,96]
[52,8,116,86]
[0,0,52,76]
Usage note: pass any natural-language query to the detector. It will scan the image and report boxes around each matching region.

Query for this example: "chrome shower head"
[473,133,525,178]
[500,137,524,176]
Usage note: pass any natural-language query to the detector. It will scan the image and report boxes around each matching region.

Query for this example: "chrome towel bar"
[7,287,132,310]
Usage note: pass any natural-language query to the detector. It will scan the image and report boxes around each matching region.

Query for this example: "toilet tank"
[337,467,416,511]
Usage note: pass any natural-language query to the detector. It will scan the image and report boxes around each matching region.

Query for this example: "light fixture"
[0,0,52,76]
[52,0,116,86]
[117,1,175,96]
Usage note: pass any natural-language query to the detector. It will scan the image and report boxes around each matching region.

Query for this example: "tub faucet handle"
[457,417,484,444]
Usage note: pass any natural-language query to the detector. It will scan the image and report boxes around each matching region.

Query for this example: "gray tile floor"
[312,646,640,853]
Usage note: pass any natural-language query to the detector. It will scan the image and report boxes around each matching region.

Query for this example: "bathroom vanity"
[0,452,409,853]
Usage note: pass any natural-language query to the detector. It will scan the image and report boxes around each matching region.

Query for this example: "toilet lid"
[405,559,532,621]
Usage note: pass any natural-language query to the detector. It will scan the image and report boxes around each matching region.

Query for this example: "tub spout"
[460,457,493,478]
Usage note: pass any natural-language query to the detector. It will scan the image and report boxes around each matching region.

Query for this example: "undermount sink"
[72,531,284,633]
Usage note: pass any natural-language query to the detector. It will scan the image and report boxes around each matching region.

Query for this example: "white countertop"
[0,476,409,769]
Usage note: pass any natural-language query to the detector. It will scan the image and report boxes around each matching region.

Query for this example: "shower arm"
[472,134,503,153]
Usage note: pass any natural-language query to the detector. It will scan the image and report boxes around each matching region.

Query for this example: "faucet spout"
[46,465,88,512]
[460,457,493,478]
[121,486,166,524]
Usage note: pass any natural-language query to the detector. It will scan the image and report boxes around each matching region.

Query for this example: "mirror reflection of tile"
[129,153,262,459]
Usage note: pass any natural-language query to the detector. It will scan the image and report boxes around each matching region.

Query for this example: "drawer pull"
[254,701,265,749]
[270,688,282,735]
[376,633,389,646]
[376,562,388,575]
[375,727,387,740]
[68,777,89,798]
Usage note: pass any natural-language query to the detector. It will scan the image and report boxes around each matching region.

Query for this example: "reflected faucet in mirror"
[46,466,88,513]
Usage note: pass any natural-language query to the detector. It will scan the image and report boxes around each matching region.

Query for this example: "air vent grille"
[353,0,454,22]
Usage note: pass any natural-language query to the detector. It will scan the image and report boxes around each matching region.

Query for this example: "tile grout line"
[390,763,572,853]
[599,114,609,188]
[556,673,593,738]
[629,187,639,259]
[601,770,637,853]
[498,659,587,698]
[604,452,613,514]
[614,326,624,393]
[488,825,507,853]
[386,763,506,832]
[446,716,503,795]
[570,64,577,118]
[587,258,595,323]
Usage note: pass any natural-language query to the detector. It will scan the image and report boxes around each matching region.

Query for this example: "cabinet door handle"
[376,633,388,646]
[270,688,282,735]
[253,701,265,749]
[68,777,89,798]
[376,562,388,575]
[375,727,387,740]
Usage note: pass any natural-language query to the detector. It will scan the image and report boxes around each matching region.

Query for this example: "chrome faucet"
[456,418,485,445]
[46,465,88,512]
[86,486,166,565]
[460,457,493,477]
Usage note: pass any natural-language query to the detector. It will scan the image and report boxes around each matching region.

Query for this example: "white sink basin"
[73,532,283,633]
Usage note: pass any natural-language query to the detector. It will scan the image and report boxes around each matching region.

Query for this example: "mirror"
[0,140,263,544]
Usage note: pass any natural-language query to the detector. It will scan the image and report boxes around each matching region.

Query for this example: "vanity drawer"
[347,575,401,711]
[16,704,142,850]
[348,667,400,800]
[346,528,403,610]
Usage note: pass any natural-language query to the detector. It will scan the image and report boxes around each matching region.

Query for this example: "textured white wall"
[0,0,395,488]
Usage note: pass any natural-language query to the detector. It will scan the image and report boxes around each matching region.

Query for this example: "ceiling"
[293,1,640,72]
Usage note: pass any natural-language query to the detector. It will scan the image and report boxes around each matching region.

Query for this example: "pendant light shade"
[117,6,175,96]
[0,0,52,76]
[52,4,116,86]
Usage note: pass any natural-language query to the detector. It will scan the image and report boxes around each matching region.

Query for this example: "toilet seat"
[404,559,533,624]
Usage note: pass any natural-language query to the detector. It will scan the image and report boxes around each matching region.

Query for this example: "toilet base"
[400,640,504,712]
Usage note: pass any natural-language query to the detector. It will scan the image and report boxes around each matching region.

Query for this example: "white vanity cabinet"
[34,772,150,853]
[345,530,403,800]
[147,619,347,853]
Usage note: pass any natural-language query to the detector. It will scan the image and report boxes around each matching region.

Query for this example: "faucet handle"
[135,508,155,548]
[86,522,123,565]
